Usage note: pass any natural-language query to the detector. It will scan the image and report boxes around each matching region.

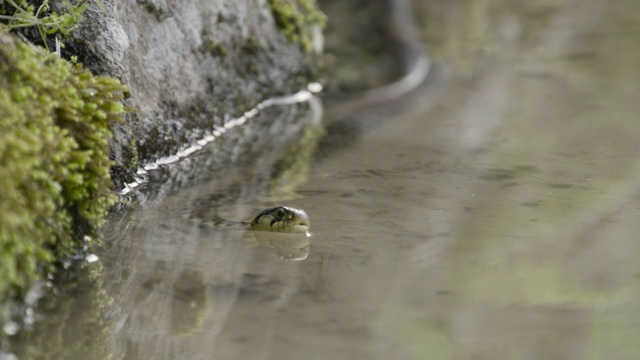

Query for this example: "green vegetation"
[0,29,127,301]
[266,0,326,53]
[0,0,106,51]
[200,39,228,58]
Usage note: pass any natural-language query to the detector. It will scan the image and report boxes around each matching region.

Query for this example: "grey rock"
[61,0,319,187]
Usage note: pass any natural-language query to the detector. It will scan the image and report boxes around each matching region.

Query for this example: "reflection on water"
[249,232,311,261]
[171,270,209,336]
[7,262,113,360]
[94,100,323,360]
[8,0,640,359]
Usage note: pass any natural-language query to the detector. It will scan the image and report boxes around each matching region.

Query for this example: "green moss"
[200,39,228,58]
[0,30,127,301]
[267,0,326,53]
[128,138,139,170]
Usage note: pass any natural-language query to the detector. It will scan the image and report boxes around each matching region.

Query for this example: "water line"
[116,82,323,196]
[116,0,429,197]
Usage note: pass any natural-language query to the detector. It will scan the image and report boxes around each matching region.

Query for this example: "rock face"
[62,0,321,187]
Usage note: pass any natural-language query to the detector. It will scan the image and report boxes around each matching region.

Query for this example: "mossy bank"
[0,0,325,324]
[0,30,127,307]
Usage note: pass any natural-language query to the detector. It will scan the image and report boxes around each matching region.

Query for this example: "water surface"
[8,0,640,359]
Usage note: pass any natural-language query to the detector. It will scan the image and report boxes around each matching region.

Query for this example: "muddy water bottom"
[9,0,640,359]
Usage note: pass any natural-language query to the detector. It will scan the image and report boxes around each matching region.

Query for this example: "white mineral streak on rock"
[116,84,322,195]
[156,155,180,165]
[144,163,160,171]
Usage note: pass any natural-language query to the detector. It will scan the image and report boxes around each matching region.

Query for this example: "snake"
[243,206,312,261]
[248,206,311,233]
[189,204,309,232]
[248,206,311,260]
[189,205,311,260]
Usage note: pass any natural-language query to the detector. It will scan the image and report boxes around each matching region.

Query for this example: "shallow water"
[7,0,640,359]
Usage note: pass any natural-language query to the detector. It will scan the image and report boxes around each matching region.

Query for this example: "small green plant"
[267,0,326,53]
[0,0,106,50]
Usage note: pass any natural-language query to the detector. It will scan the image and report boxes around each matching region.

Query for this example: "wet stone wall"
[58,0,322,187]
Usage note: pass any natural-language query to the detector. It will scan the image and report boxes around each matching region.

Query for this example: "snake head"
[250,206,310,233]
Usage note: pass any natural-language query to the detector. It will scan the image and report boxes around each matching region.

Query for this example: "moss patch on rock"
[267,0,326,53]
[0,30,127,301]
